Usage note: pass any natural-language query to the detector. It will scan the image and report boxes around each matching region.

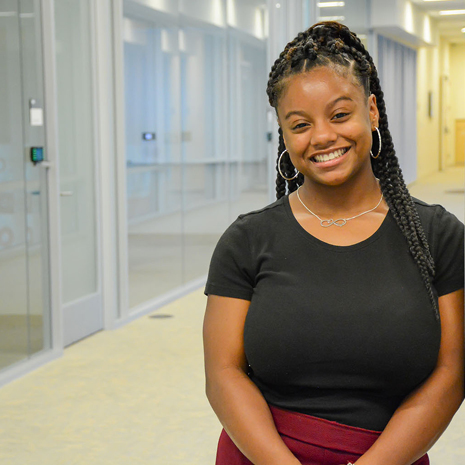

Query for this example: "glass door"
[54,0,102,346]
[0,0,51,371]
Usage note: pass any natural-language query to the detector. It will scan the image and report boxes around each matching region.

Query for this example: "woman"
[203,22,464,465]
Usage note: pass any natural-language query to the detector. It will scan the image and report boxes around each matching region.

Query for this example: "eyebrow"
[330,96,354,106]
[284,110,308,120]
[284,96,354,120]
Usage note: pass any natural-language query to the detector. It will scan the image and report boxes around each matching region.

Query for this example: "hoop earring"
[370,127,382,159]
[278,149,299,181]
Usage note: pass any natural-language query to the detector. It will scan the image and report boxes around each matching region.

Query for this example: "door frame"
[94,0,121,331]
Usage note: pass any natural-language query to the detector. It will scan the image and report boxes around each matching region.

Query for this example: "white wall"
[450,44,465,119]
[439,38,452,169]
[415,36,465,175]
[371,0,438,47]
[416,45,441,178]
[449,43,465,166]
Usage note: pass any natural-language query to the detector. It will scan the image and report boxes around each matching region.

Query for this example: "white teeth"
[313,148,347,163]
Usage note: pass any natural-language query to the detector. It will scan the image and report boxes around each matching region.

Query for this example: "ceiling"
[410,0,465,42]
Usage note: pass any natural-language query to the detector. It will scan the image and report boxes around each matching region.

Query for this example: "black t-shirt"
[205,196,464,431]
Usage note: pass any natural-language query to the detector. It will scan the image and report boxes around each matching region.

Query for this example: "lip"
[310,147,350,168]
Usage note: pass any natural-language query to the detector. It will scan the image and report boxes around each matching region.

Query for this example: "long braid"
[346,36,438,317]
[267,21,438,318]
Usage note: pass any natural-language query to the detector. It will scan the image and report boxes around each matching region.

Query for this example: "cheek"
[348,125,372,147]
[283,131,308,152]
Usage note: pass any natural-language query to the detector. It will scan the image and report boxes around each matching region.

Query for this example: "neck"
[299,174,381,218]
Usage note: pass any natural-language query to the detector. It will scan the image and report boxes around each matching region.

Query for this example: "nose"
[310,120,337,148]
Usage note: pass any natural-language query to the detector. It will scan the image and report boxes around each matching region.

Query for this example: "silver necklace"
[296,187,384,228]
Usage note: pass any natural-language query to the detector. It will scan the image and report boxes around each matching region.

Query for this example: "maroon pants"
[216,406,429,465]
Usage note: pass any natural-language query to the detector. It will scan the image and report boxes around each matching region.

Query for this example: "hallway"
[0,168,463,465]
[0,290,219,464]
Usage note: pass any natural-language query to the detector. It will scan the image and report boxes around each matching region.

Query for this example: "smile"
[312,147,349,163]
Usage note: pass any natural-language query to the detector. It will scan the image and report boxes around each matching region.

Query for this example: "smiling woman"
[203,21,464,465]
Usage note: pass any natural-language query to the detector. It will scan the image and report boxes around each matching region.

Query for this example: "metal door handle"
[60,191,73,197]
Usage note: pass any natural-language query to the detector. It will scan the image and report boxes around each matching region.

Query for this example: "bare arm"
[355,289,464,465]
[203,295,301,465]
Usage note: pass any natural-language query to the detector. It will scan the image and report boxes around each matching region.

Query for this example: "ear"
[368,94,379,131]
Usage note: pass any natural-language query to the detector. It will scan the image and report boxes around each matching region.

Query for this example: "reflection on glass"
[0,3,29,370]
[124,17,183,308]
[23,0,50,358]
[181,27,230,283]
[0,0,51,370]
[228,33,268,219]
[123,0,269,309]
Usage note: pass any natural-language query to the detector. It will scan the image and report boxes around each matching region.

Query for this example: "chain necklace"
[296,187,384,228]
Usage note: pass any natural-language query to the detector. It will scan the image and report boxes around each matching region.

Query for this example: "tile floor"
[0,290,220,465]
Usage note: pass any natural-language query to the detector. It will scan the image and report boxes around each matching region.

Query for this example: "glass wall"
[0,0,51,371]
[123,14,184,306]
[122,0,269,309]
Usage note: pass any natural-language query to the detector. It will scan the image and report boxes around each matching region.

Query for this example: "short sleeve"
[204,217,255,300]
[431,207,464,296]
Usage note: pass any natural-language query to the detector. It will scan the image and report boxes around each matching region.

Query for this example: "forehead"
[277,67,366,115]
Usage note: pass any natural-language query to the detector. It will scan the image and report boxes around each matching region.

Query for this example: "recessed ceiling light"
[439,10,465,15]
[317,2,345,7]
[462,27,465,33]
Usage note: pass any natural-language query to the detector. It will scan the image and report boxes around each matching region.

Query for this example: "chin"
[310,173,349,187]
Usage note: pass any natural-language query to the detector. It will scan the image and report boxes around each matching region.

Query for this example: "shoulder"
[205,198,287,299]
[412,197,464,257]
[235,197,287,224]
[412,197,464,295]
[413,197,464,238]
[413,197,451,218]
[226,197,288,237]
[214,197,287,249]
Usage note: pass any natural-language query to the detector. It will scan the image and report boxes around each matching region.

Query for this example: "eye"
[292,122,308,130]
[333,112,350,120]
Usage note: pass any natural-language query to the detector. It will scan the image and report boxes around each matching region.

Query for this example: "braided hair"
[267,21,438,318]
